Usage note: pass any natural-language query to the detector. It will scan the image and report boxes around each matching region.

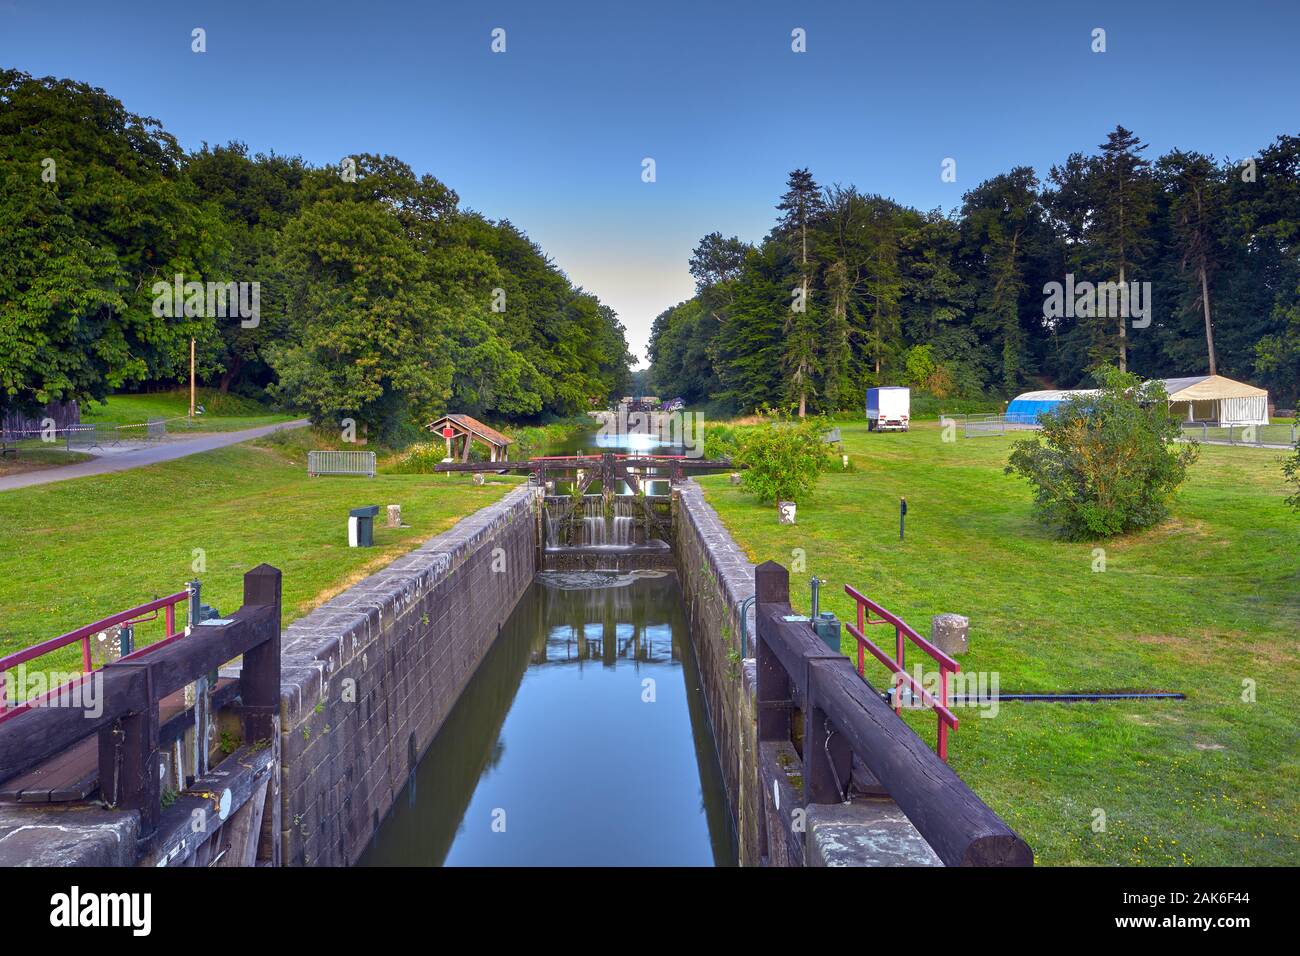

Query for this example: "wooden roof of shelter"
[426,413,512,447]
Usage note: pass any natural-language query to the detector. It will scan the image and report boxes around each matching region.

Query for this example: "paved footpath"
[0,419,309,493]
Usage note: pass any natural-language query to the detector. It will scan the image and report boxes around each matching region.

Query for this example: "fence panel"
[66,423,118,451]
[308,449,377,477]
[1179,422,1297,447]
[961,415,1040,438]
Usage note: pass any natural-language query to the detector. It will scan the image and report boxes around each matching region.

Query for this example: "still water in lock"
[360,570,737,866]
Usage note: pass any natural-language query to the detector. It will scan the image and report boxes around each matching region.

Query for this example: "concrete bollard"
[930,613,969,656]
[778,501,797,525]
[387,504,401,528]
[730,472,741,485]
[473,473,485,485]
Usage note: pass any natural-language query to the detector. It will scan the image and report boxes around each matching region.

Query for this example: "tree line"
[0,70,633,440]
[649,126,1300,414]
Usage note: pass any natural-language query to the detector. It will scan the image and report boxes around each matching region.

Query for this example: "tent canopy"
[1160,375,1268,401]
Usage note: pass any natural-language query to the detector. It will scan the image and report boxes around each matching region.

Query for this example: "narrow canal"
[360,568,736,866]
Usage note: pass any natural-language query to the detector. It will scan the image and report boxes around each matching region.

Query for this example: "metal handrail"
[843,584,960,760]
[0,589,190,721]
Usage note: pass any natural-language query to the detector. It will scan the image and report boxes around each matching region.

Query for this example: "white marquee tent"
[1162,375,1269,426]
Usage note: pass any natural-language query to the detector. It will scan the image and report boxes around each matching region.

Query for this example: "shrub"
[1005,366,1199,539]
[733,408,833,504]
[388,442,447,474]
[1284,417,1300,512]
[702,421,745,459]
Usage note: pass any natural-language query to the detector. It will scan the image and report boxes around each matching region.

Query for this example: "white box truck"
[866,386,910,431]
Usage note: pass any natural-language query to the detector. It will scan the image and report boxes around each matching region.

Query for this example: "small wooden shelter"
[427,414,513,462]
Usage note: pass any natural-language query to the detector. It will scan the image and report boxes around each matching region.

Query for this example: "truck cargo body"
[866,386,910,431]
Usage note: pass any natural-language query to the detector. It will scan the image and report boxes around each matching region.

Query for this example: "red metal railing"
[843,584,960,761]
[527,454,689,461]
[0,589,191,723]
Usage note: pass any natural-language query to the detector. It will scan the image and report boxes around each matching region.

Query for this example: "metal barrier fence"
[959,415,1297,447]
[65,423,121,451]
[1178,422,1297,447]
[308,449,377,477]
[117,417,168,442]
[961,415,1041,438]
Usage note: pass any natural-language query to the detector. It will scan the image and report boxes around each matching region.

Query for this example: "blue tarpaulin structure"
[1005,390,1098,424]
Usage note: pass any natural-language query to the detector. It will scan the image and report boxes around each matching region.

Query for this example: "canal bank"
[671,481,763,866]
[273,484,537,866]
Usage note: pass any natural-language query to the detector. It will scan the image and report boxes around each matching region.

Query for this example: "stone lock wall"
[272,484,537,866]
[673,482,762,866]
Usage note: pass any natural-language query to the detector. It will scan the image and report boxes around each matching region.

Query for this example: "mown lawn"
[0,443,92,477]
[0,441,520,677]
[699,420,1299,866]
[79,388,297,433]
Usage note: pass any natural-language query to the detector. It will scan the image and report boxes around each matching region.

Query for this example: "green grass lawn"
[0,443,92,477]
[0,440,520,678]
[700,420,1299,866]
[80,388,297,433]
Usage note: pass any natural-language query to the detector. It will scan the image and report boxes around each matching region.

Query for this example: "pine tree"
[1158,150,1225,375]
[961,168,1044,393]
[774,169,824,415]
[1092,126,1157,372]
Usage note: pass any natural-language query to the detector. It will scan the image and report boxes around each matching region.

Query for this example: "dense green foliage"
[1006,367,1200,538]
[650,128,1300,413]
[0,71,221,408]
[0,71,632,437]
[733,409,833,503]
[1285,420,1300,511]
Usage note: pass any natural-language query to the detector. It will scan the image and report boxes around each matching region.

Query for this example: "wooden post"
[755,561,791,744]
[97,659,160,837]
[805,663,852,804]
[239,564,281,744]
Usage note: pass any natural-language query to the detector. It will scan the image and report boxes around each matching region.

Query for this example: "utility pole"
[189,338,196,420]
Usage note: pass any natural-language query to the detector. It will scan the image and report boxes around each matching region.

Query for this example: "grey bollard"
[387,504,401,528]
[473,473,485,485]
[730,472,742,485]
[930,613,969,656]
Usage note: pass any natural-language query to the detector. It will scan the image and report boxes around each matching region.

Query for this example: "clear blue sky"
[4,0,1297,365]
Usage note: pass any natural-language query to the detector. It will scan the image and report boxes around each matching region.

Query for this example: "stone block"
[805,799,943,867]
[930,613,969,656]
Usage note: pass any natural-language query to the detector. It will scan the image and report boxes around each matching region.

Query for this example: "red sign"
[441,426,455,439]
